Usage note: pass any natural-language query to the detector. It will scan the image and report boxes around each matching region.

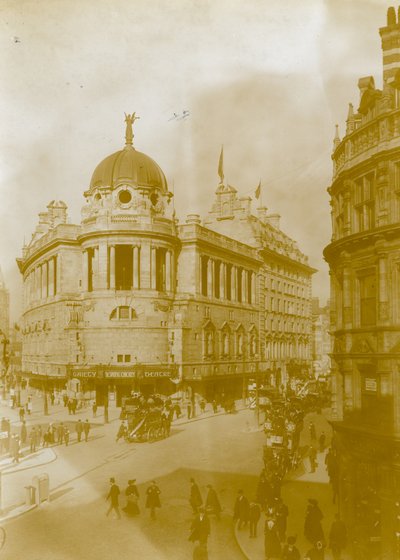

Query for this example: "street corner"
[1,447,57,474]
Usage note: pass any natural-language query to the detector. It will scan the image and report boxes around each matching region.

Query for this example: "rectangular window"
[225,264,232,300]
[115,245,133,290]
[214,260,220,299]
[156,248,167,291]
[117,354,123,363]
[360,274,376,326]
[124,354,131,363]
[237,267,242,303]
[201,256,208,297]
[88,248,94,292]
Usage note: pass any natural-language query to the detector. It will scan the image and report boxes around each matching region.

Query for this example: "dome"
[88,114,169,195]
[89,145,168,192]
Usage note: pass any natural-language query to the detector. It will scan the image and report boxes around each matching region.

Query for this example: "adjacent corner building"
[324,7,400,557]
[17,116,315,407]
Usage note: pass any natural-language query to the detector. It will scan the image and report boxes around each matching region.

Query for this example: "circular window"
[118,190,132,204]
[94,193,101,201]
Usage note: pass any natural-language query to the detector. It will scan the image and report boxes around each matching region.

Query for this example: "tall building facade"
[311,298,331,379]
[324,7,400,557]
[17,117,315,406]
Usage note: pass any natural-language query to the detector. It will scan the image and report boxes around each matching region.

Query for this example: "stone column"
[82,250,88,292]
[231,266,237,301]
[151,246,157,290]
[166,250,171,291]
[56,255,61,294]
[97,242,108,290]
[241,269,247,303]
[133,246,140,289]
[219,262,225,299]
[109,245,115,290]
[140,243,150,288]
[207,258,213,298]
[197,254,202,295]
[342,265,352,328]
[92,247,99,291]
[36,266,41,300]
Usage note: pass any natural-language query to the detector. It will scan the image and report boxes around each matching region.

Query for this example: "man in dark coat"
[264,518,281,559]
[275,497,289,542]
[233,489,249,529]
[304,499,325,546]
[76,420,84,442]
[205,484,221,519]
[146,480,161,519]
[189,507,210,545]
[106,477,121,519]
[329,514,347,560]
[282,536,301,560]
[57,422,65,445]
[249,501,261,538]
[189,478,203,513]
[20,420,27,445]
[83,419,90,442]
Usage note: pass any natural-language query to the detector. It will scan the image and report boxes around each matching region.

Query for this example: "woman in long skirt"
[123,480,140,516]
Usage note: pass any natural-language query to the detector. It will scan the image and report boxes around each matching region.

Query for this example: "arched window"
[109,306,137,320]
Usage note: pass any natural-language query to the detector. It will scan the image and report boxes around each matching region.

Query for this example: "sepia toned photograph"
[0,1,399,558]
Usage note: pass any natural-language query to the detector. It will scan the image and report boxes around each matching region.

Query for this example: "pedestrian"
[27,396,33,415]
[76,420,84,442]
[57,422,65,445]
[145,480,161,520]
[11,435,20,464]
[64,428,70,446]
[189,506,210,545]
[304,499,325,546]
[205,484,222,519]
[67,399,73,415]
[19,406,25,422]
[187,400,193,419]
[233,489,250,529]
[29,427,36,453]
[200,399,206,414]
[264,517,281,560]
[309,445,317,473]
[83,419,90,442]
[116,422,127,443]
[192,543,208,560]
[282,535,301,560]
[319,431,326,452]
[50,391,55,406]
[248,501,261,538]
[92,401,98,418]
[212,400,218,414]
[63,394,68,407]
[309,422,316,441]
[36,425,42,448]
[106,477,121,519]
[122,479,140,517]
[72,399,77,415]
[305,540,325,560]
[275,497,289,542]
[20,420,28,445]
[189,478,203,514]
[174,402,182,419]
[329,514,347,560]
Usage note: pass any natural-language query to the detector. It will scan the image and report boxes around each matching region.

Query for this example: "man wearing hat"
[189,478,203,514]
[205,484,221,519]
[146,480,161,519]
[106,477,121,519]
[282,536,300,559]
[304,499,324,546]
[189,506,210,545]
[304,540,325,560]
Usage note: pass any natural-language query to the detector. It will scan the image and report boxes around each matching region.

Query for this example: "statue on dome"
[124,112,140,145]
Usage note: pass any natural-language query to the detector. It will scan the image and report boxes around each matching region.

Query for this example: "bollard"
[24,485,36,506]
[32,473,50,504]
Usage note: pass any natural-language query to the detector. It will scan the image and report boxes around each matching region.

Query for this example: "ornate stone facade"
[17,118,314,405]
[324,7,400,557]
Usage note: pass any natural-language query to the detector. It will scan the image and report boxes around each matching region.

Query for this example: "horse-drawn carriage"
[121,395,169,443]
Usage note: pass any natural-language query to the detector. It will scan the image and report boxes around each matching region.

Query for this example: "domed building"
[17,115,315,411]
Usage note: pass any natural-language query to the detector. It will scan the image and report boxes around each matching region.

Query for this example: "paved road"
[3,408,262,559]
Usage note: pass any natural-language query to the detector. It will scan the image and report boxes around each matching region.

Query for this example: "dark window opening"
[88,248,94,292]
[214,260,220,299]
[247,271,252,303]
[360,274,376,326]
[115,245,133,290]
[226,264,232,300]
[237,267,243,303]
[156,248,167,291]
[201,256,208,297]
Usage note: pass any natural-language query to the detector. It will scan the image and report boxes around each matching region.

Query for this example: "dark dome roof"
[89,145,168,192]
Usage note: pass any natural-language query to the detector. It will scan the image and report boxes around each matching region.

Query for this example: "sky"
[0,0,388,320]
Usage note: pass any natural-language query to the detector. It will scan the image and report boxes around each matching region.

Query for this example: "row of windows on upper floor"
[200,256,255,304]
[268,279,309,298]
[266,297,309,316]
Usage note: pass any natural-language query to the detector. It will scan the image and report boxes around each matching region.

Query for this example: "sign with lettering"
[365,377,377,392]
[105,371,136,378]
[144,371,171,378]
[72,371,97,378]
